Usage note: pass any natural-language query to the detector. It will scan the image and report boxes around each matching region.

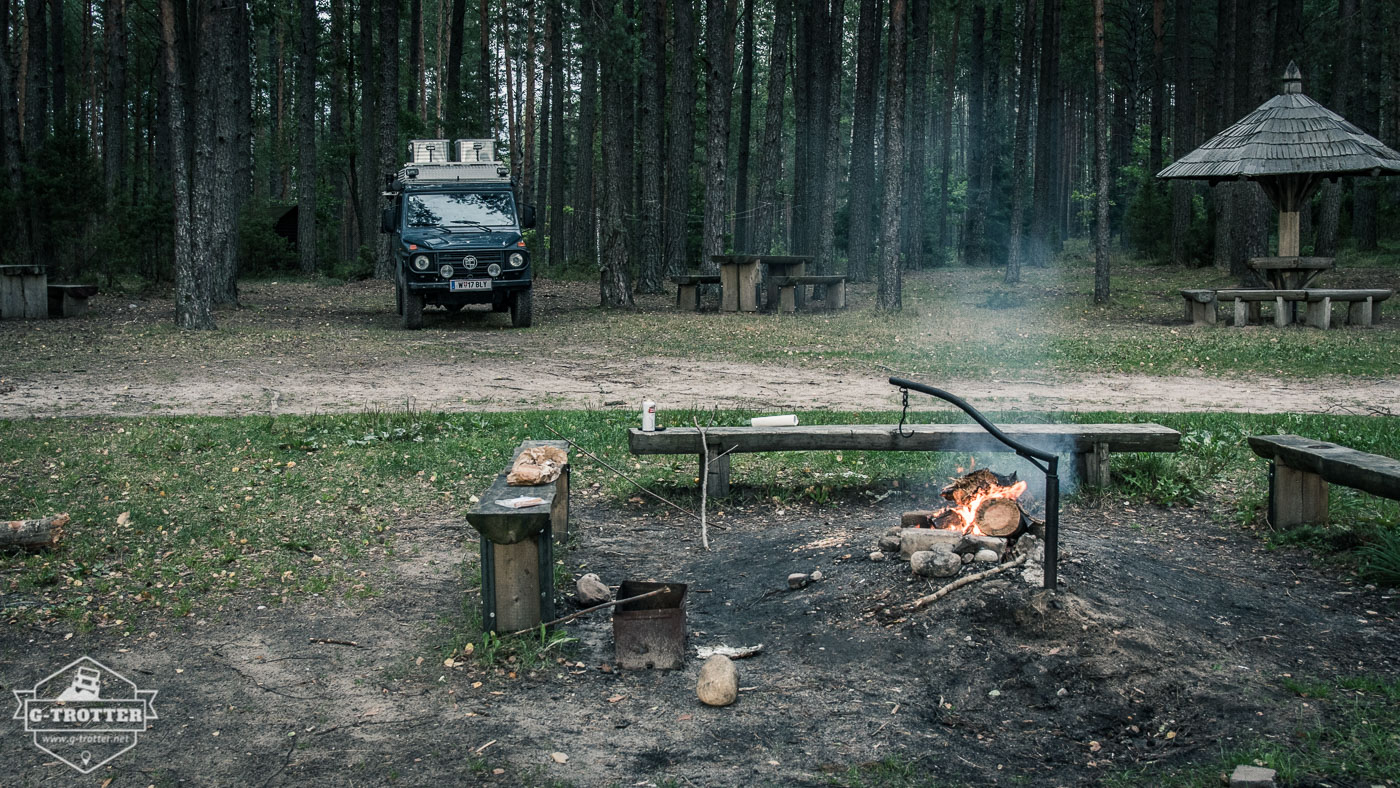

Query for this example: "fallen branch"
[2,513,68,550]
[507,585,671,637]
[906,554,1029,611]
[695,418,710,550]
[696,644,764,660]
[308,637,362,648]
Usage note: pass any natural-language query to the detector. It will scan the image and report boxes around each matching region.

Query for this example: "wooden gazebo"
[1158,61,1400,260]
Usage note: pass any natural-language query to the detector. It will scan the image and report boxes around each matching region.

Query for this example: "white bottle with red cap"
[641,400,656,432]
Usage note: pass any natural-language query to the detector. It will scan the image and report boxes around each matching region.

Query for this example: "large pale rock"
[697,655,739,707]
[1229,765,1277,788]
[910,549,963,578]
[956,534,1007,557]
[877,533,902,553]
[869,551,888,562]
[899,528,961,558]
[1016,534,1045,563]
[575,573,611,606]
[787,573,810,590]
[973,549,1000,563]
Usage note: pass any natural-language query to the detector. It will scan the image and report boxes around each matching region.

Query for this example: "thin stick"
[906,555,1029,611]
[694,417,710,550]
[308,637,362,648]
[541,423,700,522]
[506,586,670,637]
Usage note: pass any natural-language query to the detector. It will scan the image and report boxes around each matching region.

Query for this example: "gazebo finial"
[1282,60,1303,94]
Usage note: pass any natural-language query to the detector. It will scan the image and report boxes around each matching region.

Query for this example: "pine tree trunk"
[634,0,666,292]
[847,0,880,281]
[522,0,536,199]
[376,0,400,280]
[103,0,126,197]
[409,0,422,115]
[536,2,552,212]
[1350,0,1379,251]
[961,2,987,266]
[358,0,379,254]
[1093,0,1109,303]
[1170,0,1195,266]
[162,0,206,328]
[732,0,754,252]
[1005,0,1038,284]
[595,0,634,307]
[751,0,789,255]
[877,0,907,311]
[298,0,318,275]
[447,0,466,126]
[49,0,65,132]
[815,0,845,284]
[1316,0,1352,258]
[936,3,961,261]
[701,0,738,268]
[1149,0,1165,175]
[479,0,492,136]
[902,0,930,271]
[574,0,598,267]
[547,0,567,268]
[24,0,48,149]
[331,0,352,260]
[1027,0,1059,267]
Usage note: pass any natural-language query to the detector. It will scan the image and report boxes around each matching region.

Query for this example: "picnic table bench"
[1248,434,1400,528]
[629,423,1180,497]
[670,274,721,311]
[770,275,848,312]
[0,264,46,319]
[1179,288,1391,327]
[464,440,570,633]
[47,283,99,317]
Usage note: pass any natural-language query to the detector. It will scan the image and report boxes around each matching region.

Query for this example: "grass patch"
[3,408,1398,632]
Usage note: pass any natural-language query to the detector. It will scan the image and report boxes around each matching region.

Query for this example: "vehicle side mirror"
[520,204,536,230]
[380,202,396,234]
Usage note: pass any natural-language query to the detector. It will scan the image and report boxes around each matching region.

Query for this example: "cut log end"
[973,498,1022,537]
[3,513,68,550]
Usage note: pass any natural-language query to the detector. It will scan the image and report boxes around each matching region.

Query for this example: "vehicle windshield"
[405,192,516,228]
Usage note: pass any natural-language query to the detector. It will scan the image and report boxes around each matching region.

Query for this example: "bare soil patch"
[3,492,1396,786]
[1,278,1396,419]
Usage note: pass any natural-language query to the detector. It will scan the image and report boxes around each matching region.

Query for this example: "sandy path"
[3,353,1396,418]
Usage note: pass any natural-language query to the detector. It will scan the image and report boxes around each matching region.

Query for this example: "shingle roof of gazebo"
[1157,64,1400,181]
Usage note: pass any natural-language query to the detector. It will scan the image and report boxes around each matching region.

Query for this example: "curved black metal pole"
[889,376,1060,590]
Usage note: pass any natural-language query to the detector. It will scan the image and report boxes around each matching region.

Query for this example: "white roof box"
[454,139,497,163]
[407,139,451,164]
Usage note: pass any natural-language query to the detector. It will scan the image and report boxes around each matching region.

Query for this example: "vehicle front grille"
[437,251,505,269]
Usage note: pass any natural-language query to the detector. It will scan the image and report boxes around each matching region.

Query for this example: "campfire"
[875,467,1049,587]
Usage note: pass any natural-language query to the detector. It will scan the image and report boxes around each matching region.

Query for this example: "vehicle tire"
[510,289,533,328]
[395,276,404,315]
[402,287,424,330]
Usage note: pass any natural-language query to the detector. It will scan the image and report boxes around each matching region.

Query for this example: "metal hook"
[897,388,914,438]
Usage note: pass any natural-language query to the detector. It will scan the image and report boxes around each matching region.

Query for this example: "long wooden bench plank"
[1248,434,1400,502]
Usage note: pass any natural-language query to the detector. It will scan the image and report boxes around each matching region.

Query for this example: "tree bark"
[49,0,66,132]
[663,1,697,274]
[701,0,739,268]
[522,0,537,199]
[961,2,987,266]
[377,0,401,280]
[1093,0,1109,303]
[1210,0,1235,270]
[409,0,422,116]
[103,0,126,197]
[24,0,48,148]
[163,0,212,329]
[479,0,492,136]
[536,0,552,212]
[358,0,379,255]
[1350,0,1379,251]
[814,0,845,284]
[447,0,466,126]
[732,0,755,252]
[751,0,790,255]
[547,0,567,268]
[1005,0,1038,284]
[1149,0,1165,175]
[595,0,634,307]
[936,3,962,261]
[902,0,930,270]
[1170,0,1195,266]
[1027,0,1059,267]
[634,0,666,292]
[847,0,880,282]
[298,0,318,275]
[574,0,598,267]
[877,0,907,311]
[2,513,67,549]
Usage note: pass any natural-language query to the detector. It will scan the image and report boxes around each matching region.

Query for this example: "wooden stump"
[2,513,67,549]
[973,498,1022,537]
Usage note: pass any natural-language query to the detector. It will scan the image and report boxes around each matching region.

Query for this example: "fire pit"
[888,377,1061,589]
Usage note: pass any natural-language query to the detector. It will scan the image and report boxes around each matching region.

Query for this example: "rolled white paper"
[750,414,799,427]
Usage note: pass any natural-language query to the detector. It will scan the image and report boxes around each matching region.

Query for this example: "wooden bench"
[1248,434,1400,528]
[47,284,99,318]
[0,264,46,319]
[770,275,848,312]
[464,440,570,633]
[670,274,721,311]
[1215,288,1306,327]
[1300,288,1391,328]
[1180,289,1220,325]
[629,423,1181,497]
[1184,288,1391,328]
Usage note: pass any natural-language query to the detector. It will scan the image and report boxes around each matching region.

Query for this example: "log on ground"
[2,513,68,549]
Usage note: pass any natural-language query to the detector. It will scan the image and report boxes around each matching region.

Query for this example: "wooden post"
[737,259,759,312]
[1271,462,1328,528]
[1348,296,1373,327]
[701,446,730,497]
[779,285,796,313]
[1305,297,1331,329]
[830,279,846,309]
[719,264,738,312]
[0,265,48,319]
[550,466,570,541]
[1233,298,1248,327]
[485,537,542,632]
[1274,296,1290,327]
[1278,210,1300,257]
[677,284,699,311]
[1076,442,1111,487]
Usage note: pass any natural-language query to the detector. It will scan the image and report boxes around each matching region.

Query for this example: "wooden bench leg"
[701,447,731,497]
[550,466,570,542]
[738,262,760,312]
[482,536,545,633]
[779,285,797,313]
[1274,296,1290,327]
[1233,298,1248,327]
[831,280,846,309]
[1269,462,1328,528]
[1305,297,1331,329]
[677,284,699,311]
[1347,297,1373,327]
[1075,442,1111,487]
[1189,298,1216,326]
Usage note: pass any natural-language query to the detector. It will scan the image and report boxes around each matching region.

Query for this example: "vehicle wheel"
[395,276,405,315]
[510,289,533,328]
[402,287,424,329]
[443,303,464,313]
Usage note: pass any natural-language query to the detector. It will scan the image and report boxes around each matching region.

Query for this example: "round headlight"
[508,252,525,268]
[412,254,430,271]
[487,263,502,277]
[439,264,454,279]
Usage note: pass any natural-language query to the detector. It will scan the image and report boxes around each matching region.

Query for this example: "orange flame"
[950,479,1027,535]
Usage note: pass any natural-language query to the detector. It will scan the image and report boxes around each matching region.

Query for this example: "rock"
[962,552,974,563]
[1056,687,1068,697]
[809,570,824,582]
[901,510,938,527]
[1229,765,1277,788]
[575,574,611,607]
[956,534,1007,557]
[973,549,1000,563]
[1016,534,1045,563]
[1021,564,1045,587]
[910,550,962,578]
[899,528,961,558]
[869,551,887,562]
[884,525,902,536]
[787,573,810,590]
[697,655,738,707]
[877,534,902,553]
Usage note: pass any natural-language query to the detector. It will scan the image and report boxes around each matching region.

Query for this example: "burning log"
[973,498,1022,537]
[2,513,67,550]
[941,468,1019,506]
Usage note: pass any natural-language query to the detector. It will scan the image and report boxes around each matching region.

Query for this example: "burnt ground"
[2,489,1398,788]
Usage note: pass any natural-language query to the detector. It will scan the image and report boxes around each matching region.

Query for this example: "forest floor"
[1,491,1396,787]
[2,267,1399,420]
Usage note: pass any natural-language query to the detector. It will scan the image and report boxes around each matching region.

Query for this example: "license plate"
[450,279,491,292]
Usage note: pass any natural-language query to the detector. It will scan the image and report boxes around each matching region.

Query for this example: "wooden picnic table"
[1248,256,1333,289]
[710,254,811,312]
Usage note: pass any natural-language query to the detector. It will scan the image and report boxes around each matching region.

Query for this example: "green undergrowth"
[3,408,1398,634]
[1106,675,1400,787]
